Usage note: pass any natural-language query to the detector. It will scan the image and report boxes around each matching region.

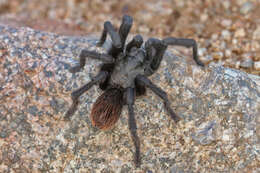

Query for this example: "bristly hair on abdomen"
[90,87,124,130]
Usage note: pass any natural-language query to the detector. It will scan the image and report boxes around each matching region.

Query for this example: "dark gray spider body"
[110,48,146,88]
[65,15,204,167]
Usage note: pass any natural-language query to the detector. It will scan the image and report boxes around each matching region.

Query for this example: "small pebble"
[198,48,207,56]
[232,39,238,45]
[0,50,3,57]
[240,2,254,15]
[200,55,213,63]
[254,61,260,70]
[221,19,232,28]
[221,30,231,40]
[0,131,8,138]
[234,28,246,38]
[252,41,260,52]
[200,14,208,22]
[222,1,230,9]
[240,58,253,68]
[211,34,219,40]
[253,27,260,40]
[212,52,224,60]
[225,49,232,58]
[225,58,237,67]
[235,61,241,69]
[220,41,227,50]
[242,53,253,59]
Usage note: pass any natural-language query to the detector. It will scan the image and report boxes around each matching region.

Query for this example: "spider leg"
[107,15,133,57]
[136,75,180,122]
[119,15,133,49]
[135,77,146,96]
[126,34,143,53]
[144,38,167,76]
[64,71,109,120]
[163,37,204,66]
[70,50,115,73]
[125,87,141,167]
[97,21,122,48]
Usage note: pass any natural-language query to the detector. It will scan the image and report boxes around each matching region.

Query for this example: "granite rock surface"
[0,25,259,172]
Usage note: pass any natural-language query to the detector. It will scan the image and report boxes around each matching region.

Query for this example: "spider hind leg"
[65,71,109,120]
[126,87,141,167]
[136,75,180,122]
[99,63,115,90]
[135,78,146,96]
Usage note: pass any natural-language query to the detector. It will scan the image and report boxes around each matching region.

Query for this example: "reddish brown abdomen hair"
[90,88,123,130]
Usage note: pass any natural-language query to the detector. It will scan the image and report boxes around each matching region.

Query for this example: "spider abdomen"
[90,87,124,130]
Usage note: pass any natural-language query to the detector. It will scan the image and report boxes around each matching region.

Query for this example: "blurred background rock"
[0,0,259,75]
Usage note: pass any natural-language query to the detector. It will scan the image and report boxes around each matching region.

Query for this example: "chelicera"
[65,15,204,167]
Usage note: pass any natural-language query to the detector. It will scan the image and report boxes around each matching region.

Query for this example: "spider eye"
[90,88,123,130]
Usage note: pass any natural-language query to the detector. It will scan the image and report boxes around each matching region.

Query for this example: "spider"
[65,15,204,167]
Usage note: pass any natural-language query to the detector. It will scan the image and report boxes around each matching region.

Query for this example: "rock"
[0,24,259,172]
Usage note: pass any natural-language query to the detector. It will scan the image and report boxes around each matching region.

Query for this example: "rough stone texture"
[1,0,260,76]
[0,25,259,172]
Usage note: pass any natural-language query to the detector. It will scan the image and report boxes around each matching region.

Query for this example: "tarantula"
[65,15,204,167]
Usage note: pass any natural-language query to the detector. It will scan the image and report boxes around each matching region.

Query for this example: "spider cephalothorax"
[65,15,204,167]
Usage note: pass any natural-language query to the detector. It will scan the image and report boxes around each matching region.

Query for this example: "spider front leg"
[136,75,180,122]
[70,50,114,73]
[118,15,133,49]
[144,38,167,76]
[65,71,109,120]
[108,15,133,57]
[163,37,204,66]
[125,87,141,167]
[97,21,121,48]
[126,34,143,53]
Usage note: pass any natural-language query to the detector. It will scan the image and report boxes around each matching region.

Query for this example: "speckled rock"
[0,25,259,172]
[240,1,254,15]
